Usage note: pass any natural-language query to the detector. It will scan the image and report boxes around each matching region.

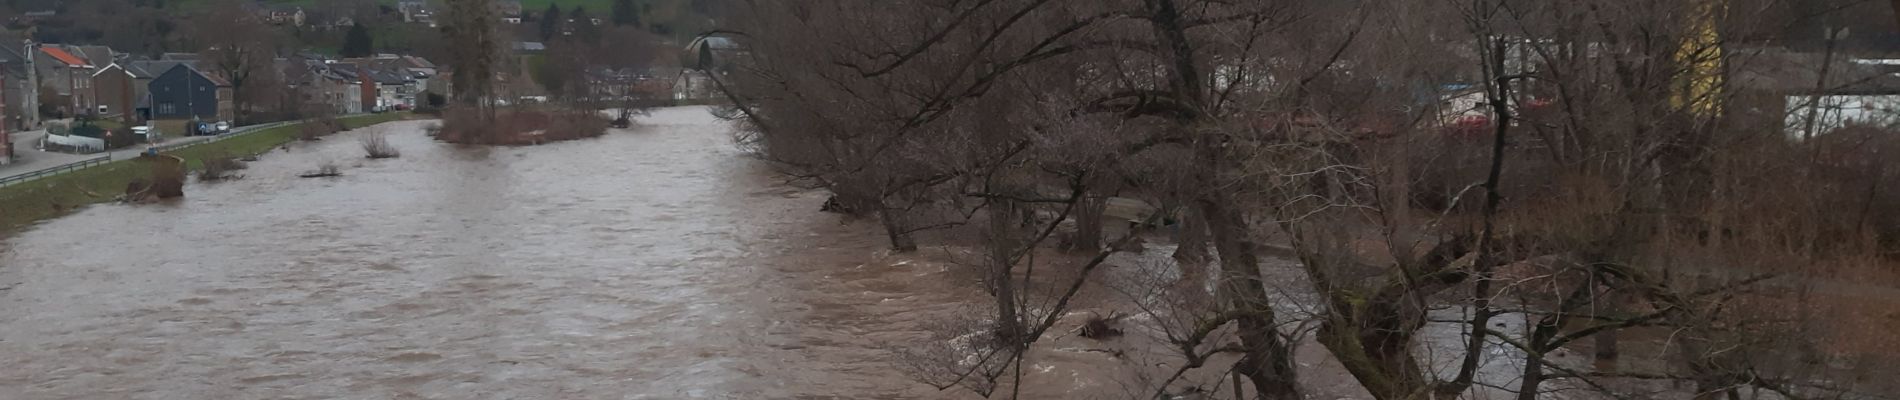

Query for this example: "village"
[0,1,1895,399]
[0,0,706,170]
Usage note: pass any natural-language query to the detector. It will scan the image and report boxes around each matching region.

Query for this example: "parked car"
[189,122,216,136]
[131,126,153,140]
[215,121,231,133]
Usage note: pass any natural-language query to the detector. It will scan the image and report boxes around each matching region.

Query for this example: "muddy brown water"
[0,108,1191,399]
[0,107,1604,399]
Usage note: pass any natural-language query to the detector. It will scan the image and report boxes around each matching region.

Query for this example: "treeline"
[717,0,1899,399]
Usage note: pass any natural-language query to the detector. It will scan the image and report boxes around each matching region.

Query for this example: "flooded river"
[0,108,1018,399]
[0,107,1634,399]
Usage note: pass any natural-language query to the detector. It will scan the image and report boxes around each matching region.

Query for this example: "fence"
[0,120,297,188]
[0,155,112,187]
[147,121,294,155]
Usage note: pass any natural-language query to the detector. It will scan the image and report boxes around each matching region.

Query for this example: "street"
[0,127,253,183]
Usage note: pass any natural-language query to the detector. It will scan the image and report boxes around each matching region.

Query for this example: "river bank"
[0,113,411,233]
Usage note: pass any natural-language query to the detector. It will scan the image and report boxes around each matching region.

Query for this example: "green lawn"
[0,113,411,234]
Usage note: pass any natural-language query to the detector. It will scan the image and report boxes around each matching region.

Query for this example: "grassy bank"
[169,113,409,170]
[0,113,412,233]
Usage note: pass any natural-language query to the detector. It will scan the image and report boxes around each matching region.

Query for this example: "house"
[512,42,546,54]
[91,63,137,122]
[0,41,39,132]
[398,0,430,22]
[309,67,365,115]
[34,45,97,117]
[496,0,524,17]
[125,60,190,118]
[282,57,360,115]
[264,6,307,27]
[143,64,233,124]
[337,59,421,111]
[584,67,644,100]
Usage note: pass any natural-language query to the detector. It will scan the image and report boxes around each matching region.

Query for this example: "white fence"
[45,134,105,152]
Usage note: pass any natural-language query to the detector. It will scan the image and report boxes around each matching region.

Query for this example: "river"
[0,107,1636,399]
[0,108,1001,399]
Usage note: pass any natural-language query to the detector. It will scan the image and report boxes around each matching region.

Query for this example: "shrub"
[361,131,400,159]
[437,106,608,145]
[198,152,248,181]
[105,128,140,149]
[300,116,341,140]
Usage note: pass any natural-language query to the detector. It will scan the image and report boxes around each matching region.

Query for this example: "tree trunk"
[1199,198,1300,400]
[880,208,918,252]
[1316,305,1431,400]
[1071,194,1106,252]
[1516,353,1545,400]
[1593,289,1622,372]
[1172,205,1211,269]
[988,201,1024,343]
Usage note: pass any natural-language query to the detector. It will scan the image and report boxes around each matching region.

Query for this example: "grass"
[0,113,412,234]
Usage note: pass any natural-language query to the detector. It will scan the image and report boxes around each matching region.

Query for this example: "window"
[158,103,175,115]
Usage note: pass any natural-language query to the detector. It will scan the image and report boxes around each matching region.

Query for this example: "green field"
[0,113,410,233]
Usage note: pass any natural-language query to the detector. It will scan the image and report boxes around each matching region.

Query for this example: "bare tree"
[444,0,503,120]
[716,0,1900,398]
[196,0,282,123]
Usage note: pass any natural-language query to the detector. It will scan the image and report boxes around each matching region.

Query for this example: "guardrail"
[1,117,368,187]
[148,121,295,155]
[0,155,112,187]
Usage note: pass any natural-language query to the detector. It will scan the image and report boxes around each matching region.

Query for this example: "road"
[0,125,277,184]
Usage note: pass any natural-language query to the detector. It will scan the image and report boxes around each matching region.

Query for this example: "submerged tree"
[717,0,1900,398]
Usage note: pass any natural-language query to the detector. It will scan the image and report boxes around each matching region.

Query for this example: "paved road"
[0,130,219,183]
[0,130,92,178]
[1,118,341,184]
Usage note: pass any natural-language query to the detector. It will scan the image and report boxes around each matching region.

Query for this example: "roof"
[159,53,201,62]
[401,55,435,69]
[0,43,27,75]
[39,46,89,67]
[126,60,189,79]
[91,63,132,78]
[128,60,228,86]
[75,46,115,66]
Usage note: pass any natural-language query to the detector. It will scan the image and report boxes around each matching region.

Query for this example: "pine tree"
[538,3,562,41]
[611,0,639,27]
[341,22,374,57]
[569,6,600,44]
